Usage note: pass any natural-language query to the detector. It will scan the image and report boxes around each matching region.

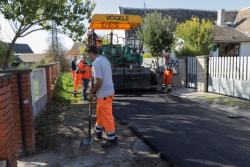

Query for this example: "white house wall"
[240,42,250,56]
[211,48,219,57]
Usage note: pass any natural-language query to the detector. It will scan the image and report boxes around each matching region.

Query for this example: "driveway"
[113,92,250,167]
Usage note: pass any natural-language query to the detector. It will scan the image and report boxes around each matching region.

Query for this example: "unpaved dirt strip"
[18,103,168,167]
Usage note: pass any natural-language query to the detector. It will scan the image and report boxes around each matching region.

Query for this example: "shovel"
[80,100,93,149]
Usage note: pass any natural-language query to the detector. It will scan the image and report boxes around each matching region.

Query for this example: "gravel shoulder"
[18,100,168,167]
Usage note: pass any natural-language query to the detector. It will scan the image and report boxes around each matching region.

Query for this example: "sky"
[0,0,250,53]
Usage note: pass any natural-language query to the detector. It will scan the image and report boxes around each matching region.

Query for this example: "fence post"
[185,57,188,88]
[0,73,17,167]
[197,55,209,92]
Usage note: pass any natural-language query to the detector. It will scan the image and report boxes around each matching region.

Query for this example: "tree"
[139,12,177,57]
[175,17,213,57]
[0,41,9,65]
[0,0,95,68]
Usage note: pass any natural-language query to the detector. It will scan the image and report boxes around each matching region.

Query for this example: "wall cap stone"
[0,161,6,167]
[0,73,11,81]
[0,69,32,74]
[196,55,209,58]
[38,62,60,68]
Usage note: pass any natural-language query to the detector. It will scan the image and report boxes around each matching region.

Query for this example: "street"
[113,91,250,167]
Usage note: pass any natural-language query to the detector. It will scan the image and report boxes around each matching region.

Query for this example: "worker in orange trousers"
[71,56,77,80]
[88,45,117,148]
[73,59,83,97]
[78,56,92,101]
[163,67,173,92]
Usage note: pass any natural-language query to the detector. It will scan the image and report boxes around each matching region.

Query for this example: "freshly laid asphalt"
[113,91,250,167]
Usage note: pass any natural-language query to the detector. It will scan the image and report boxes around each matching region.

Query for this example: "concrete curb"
[169,93,250,120]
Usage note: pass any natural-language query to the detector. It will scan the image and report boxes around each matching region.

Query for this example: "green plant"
[0,41,14,65]
[138,12,177,57]
[53,73,83,104]
[175,17,213,57]
[0,0,95,67]
[143,53,153,58]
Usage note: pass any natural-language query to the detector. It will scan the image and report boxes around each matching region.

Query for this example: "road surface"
[113,92,250,167]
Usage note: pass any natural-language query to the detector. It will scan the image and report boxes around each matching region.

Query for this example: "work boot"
[92,129,102,140]
[73,91,77,97]
[100,137,118,148]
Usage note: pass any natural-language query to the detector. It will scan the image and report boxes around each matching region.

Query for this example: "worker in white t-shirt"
[87,45,117,148]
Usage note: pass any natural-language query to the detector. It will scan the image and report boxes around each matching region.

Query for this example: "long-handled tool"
[80,100,92,149]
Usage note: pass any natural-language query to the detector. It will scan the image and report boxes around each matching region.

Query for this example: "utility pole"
[50,20,60,61]
[143,0,147,16]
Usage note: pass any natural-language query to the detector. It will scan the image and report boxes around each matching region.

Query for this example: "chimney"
[217,9,225,26]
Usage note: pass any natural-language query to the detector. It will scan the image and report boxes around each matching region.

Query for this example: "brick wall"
[0,74,17,167]
[0,63,61,166]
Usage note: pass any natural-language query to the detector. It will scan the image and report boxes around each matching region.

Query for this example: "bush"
[139,12,177,57]
[143,53,153,58]
[175,45,200,57]
[175,17,213,57]
[0,41,14,66]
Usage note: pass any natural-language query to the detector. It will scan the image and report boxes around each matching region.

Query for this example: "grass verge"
[35,72,83,151]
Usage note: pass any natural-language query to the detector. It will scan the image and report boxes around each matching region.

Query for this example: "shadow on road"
[113,93,250,167]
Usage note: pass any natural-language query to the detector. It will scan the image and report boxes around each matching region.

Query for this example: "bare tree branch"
[8,21,17,33]
[19,28,46,37]
[20,18,48,35]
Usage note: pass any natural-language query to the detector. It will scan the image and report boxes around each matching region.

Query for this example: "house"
[11,43,34,55]
[212,9,250,57]
[234,7,250,37]
[115,7,238,44]
[66,42,86,59]
[15,53,47,67]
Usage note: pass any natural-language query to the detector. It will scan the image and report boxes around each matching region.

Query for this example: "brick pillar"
[0,74,17,167]
[9,74,23,155]
[0,70,35,154]
[45,66,52,102]
[197,55,209,92]
[18,71,35,153]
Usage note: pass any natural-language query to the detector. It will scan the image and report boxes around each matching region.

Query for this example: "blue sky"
[94,0,250,12]
[1,0,250,53]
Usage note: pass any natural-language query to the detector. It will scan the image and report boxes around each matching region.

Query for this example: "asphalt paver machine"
[88,14,157,90]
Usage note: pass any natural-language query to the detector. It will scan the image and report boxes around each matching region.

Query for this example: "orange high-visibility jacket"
[77,60,92,79]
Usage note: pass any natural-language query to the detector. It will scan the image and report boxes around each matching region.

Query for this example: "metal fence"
[186,57,197,88]
[30,68,47,117]
[208,56,250,99]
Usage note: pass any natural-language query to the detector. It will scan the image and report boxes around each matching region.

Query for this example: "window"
[219,43,240,57]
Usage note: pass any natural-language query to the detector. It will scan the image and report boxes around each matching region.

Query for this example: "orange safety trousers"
[95,96,115,134]
[163,69,173,86]
[73,73,82,92]
[71,70,76,80]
